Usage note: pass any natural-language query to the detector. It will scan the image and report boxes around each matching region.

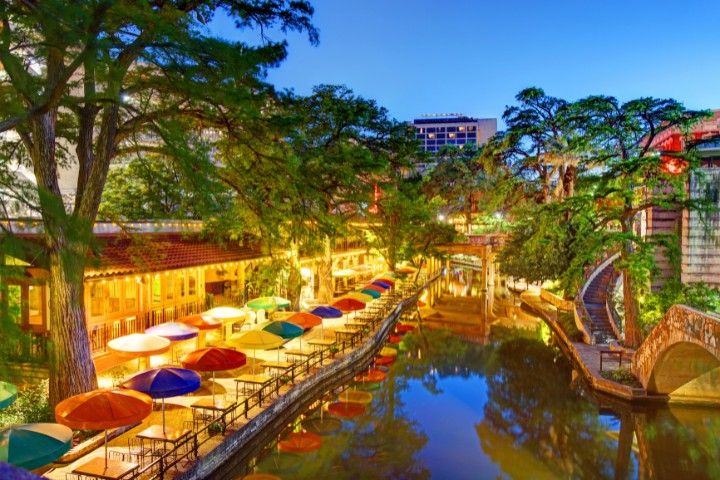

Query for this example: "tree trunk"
[317,235,334,304]
[287,242,302,311]
[621,217,643,348]
[47,240,98,408]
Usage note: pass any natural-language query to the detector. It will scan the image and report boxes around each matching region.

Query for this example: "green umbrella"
[0,381,17,410]
[247,296,291,310]
[358,288,381,299]
[0,423,73,471]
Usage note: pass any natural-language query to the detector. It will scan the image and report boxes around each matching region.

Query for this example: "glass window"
[28,285,43,325]
[427,133,435,139]
[448,133,456,139]
[447,127,457,132]
[152,276,161,305]
[164,274,174,301]
[427,127,436,133]
[467,126,475,131]
[125,280,137,310]
[188,271,197,296]
[176,271,186,298]
[458,126,465,132]
[90,282,104,317]
[108,281,121,314]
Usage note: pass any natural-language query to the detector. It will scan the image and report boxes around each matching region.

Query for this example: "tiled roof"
[84,233,263,279]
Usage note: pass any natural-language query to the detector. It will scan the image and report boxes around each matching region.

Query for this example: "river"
[238,275,720,479]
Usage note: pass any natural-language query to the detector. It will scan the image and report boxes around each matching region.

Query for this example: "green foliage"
[640,280,720,332]
[0,380,53,426]
[556,311,583,341]
[599,367,641,388]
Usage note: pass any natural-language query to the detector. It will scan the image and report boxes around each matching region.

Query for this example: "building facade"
[411,114,497,153]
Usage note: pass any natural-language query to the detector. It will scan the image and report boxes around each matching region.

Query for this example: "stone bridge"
[632,304,720,404]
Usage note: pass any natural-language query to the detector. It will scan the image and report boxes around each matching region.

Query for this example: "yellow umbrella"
[227,330,283,372]
[343,292,374,303]
[379,347,398,357]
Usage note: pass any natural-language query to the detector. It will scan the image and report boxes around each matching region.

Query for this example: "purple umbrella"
[122,367,201,433]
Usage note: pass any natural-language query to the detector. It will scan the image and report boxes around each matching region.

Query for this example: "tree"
[575,96,710,347]
[0,0,317,406]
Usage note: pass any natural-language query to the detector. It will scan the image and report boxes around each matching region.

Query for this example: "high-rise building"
[411,114,497,152]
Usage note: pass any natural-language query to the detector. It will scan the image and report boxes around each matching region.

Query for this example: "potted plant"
[207,422,225,436]
[328,346,340,358]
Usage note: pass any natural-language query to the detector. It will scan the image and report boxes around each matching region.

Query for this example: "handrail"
[118,282,428,479]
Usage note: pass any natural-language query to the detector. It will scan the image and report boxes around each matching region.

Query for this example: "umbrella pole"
[162,398,166,434]
[104,430,109,468]
[212,371,216,404]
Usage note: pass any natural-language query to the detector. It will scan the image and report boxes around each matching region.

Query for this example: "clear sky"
[210,0,720,128]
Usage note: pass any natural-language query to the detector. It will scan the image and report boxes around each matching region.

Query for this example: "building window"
[458,126,465,132]
[125,280,137,310]
[90,282,104,317]
[428,133,435,139]
[188,271,197,296]
[28,285,43,326]
[449,133,456,138]
[108,281,121,314]
[164,274,174,301]
[152,276,161,305]
[176,271,186,298]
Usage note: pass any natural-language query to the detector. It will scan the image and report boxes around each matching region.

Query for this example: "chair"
[127,437,151,467]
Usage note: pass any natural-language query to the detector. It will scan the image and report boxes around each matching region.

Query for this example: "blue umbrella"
[0,381,17,410]
[122,367,201,433]
[263,321,304,358]
[0,423,73,471]
[310,306,343,319]
[371,281,391,289]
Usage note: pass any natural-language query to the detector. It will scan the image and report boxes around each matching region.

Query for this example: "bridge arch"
[633,305,720,404]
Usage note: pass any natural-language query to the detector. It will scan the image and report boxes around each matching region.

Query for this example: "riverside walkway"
[520,290,648,401]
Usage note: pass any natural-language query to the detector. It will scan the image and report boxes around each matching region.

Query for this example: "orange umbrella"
[355,369,387,382]
[330,298,366,313]
[374,356,394,366]
[178,314,222,331]
[55,389,152,468]
[278,431,323,453]
[395,324,415,334]
[286,312,322,330]
[328,401,365,418]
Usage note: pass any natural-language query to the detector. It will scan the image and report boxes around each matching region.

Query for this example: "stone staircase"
[582,264,618,343]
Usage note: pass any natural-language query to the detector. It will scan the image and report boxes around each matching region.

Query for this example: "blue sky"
[210,0,720,128]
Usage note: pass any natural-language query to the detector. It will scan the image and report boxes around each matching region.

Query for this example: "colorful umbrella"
[398,266,417,274]
[379,347,398,357]
[374,356,394,366]
[370,281,390,290]
[350,381,380,392]
[227,330,284,372]
[355,369,387,382]
[145,322,199,341]
[246,297,291,310]
[204,306,247,324]
[362,284,386,293]
[310,306,343,319]
[121,367,201,433]
[107,333,171,369]
[278,431,323,453]
[178,313,223,347]
[0,381,17,410]
[0,423,73,471]
[181,347,247,403]
[388,335,402,344]
[338,390,373,404]
[328,401,365,418]
[56,389,152,468]
[342,292,374,303]
[263,320,304,357]
[300,416,342,435]
[417,300,426,307]
[382,272,400,278]
[332,269,357,278]
[330,298,366,313]
[358,288,381,299]
[373,276,395,285]
[395,324,415,334]
[262,321,304,340]
[286,312,322,330]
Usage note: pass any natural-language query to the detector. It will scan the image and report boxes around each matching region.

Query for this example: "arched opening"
[647,342,720,395]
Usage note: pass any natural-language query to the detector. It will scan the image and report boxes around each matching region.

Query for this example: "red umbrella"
[374,356,394,366]
[181,347,247,402]
[395,324,415,334]
[373,277,395,285]
[328,401,365,418]
[55,389,152,468]
[278,431,323,453]
[355,369,387,382]
[330,298,366,313]
[388,335,402,344]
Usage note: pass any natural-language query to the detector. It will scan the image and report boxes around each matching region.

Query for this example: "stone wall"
[179,277,437,480]
[682,168,720,287]
[632,304,720,393]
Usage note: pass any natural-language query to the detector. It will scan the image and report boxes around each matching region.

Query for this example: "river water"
[239,280,720,479]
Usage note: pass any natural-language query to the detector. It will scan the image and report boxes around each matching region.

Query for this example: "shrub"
[0,380,53,427]
[600,367,641,387]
